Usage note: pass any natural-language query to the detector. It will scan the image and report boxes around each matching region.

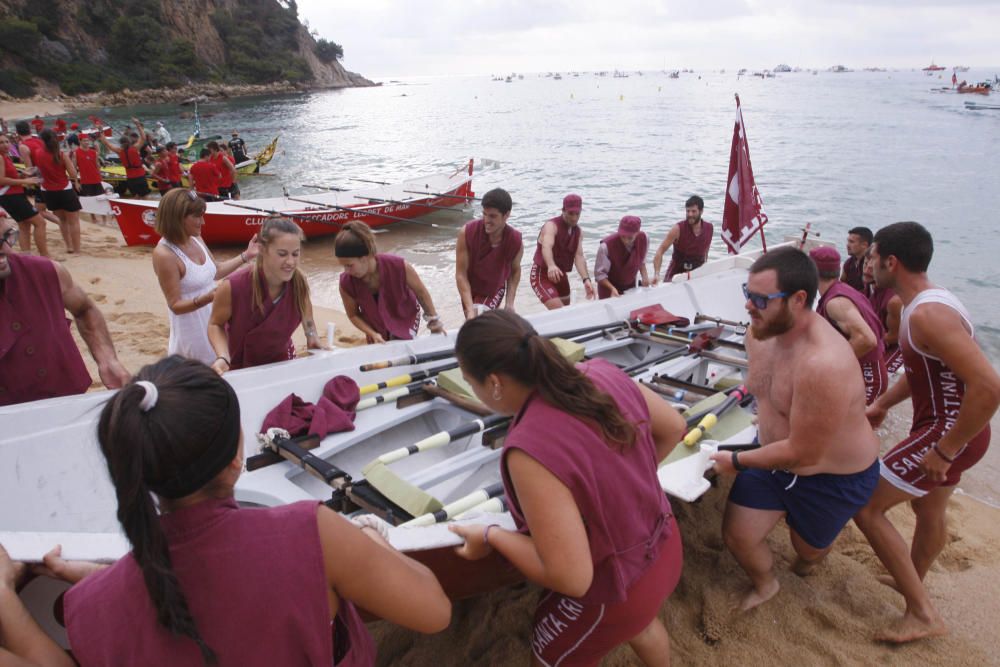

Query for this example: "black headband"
[148,382,241,499]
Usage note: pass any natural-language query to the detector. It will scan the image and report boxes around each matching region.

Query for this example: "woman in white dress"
[152,189,259,364]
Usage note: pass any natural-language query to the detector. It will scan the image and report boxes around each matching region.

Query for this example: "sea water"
[84,67,1000,503]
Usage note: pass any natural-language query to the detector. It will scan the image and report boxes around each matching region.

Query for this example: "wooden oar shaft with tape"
[356,380,429,411]
[370,414,510,468]
[359,361,459,395]
[399,482,505,527]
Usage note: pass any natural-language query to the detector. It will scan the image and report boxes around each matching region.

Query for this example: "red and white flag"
[721,94,768,254]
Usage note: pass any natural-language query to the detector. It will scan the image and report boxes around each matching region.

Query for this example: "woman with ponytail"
[207,217,323,373]
[61,356,451,666]
[37,129,82,253]
[449,311,687,666]
[335,221,445,343]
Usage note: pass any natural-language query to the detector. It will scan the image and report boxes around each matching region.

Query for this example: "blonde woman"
[208,217,323,373]
[152,189,259,365]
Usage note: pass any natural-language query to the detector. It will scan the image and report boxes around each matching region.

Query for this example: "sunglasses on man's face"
[742,283,788,310]
[1,228,19,249]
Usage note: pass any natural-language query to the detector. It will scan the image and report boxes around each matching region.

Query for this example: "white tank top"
[901,287,974,361]
[158,236,217,365]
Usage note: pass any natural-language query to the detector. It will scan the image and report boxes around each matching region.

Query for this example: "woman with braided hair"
[448,310,686,666]
[61,356,451,665]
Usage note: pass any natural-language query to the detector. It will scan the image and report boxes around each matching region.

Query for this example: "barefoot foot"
[792,555,825,577]
[875,611,948,643]
[738,578,780,612]
[876,574,900,592]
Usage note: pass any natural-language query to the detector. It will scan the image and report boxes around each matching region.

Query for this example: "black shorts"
[42,188,82,213]
[197,193,221,203]
[217,186,232,199]
[0,193,39,222]
[228,182,240,197]
[124,176,151,196]
[24,186,43,201]
[78,183,104,197]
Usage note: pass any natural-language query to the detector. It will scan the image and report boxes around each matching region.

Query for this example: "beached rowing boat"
[1,240,825,644]
[108,159,476,246]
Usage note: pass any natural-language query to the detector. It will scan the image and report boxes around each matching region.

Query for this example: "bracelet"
[240,251,247,263]
[424,314,441,323]
[215,356,231,368]
[932,443,956,463]
[483,523,501,546]
[582,276,592,283]
[732,451,749,472]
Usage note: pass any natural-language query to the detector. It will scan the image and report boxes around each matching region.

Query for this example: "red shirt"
[166,152,182,182]
[211,153,235,188]
[35,149,69,191]
[74,147,101,185]
[189,159,222,196]
[115,146,146,178]
[1,155,25,195]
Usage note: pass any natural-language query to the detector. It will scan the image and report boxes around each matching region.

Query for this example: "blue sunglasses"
[742,283,788,309]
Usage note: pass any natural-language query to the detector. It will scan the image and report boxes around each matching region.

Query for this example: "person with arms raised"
[96,117,150,199]
[652,195,713,282]
[337,221,445,343]
[529,193,595,309]
[594,215,649,299]
[710,247,880,612]
[449,310,686,666]
[0,215,130,405]
[56,356,451,666]
[207,217,323,373]
[153,189,259,366]
[854,222,1000,643]
[455,187,523,318]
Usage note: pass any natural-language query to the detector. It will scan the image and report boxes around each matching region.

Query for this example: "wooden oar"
[694,313,748,333]
[398,483,504,527]
[403,189,481,202]
[286,196,441,229]
[682,385,750,446]
[222,200,347,229]
[302,183,350,192]
[362,414,509,474]
[356,380,429,411]
[359,361,459,396]
[350,177,392,185]
[353,195,460,213]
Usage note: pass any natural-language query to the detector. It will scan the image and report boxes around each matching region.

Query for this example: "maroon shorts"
[530,516,682,666]
[530,263,570,305]
[861,357,888,406]
[472,286,506,311]
[880,422,990,497]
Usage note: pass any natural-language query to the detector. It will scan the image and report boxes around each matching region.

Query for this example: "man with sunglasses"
[0,217,130,406]
[854,222,999,643]
[455,188,523,319]
[710,246,880,613]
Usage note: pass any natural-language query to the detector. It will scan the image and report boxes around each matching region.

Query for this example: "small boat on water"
[957,83,991,95]
[109,159,476,246]
[4,242,785,643]
[923,62,946,72]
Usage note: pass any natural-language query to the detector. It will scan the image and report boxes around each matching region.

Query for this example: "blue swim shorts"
[728,459,879,549]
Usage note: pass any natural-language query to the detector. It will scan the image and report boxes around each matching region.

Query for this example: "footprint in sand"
[115,299,125,306]
[91,293,107,303]
[89,276,101,284]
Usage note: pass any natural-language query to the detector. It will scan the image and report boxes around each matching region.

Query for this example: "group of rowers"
[1,181,998,664]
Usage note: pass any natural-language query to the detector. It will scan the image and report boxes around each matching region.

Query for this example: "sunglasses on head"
[742,283,788,309]
[1,227,19,248]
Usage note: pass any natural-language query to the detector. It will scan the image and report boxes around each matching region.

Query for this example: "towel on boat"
[260,376,360,438]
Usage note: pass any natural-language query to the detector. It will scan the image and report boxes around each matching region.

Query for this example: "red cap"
[562,193,582,212]
[618,215,641,234]
[809,246,842,274]
[70,123,80,130]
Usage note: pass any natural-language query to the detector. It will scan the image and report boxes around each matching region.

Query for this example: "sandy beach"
[35,218,1000,665]
[0,99,68,122]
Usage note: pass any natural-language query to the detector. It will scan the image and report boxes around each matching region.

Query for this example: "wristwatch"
[732,451,749,472]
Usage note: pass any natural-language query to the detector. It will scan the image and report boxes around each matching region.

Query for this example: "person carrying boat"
[96,117,151,199]
[0,544,75,666]
[36,129,83,254]
[810,246,887,405]
[50,356,451,665]
[862,246,903,374]
[188,148,223,202]
[153,189,260,366]
[449,310,687,666]
[208,217,324,373]
[854,222,1000,644]
[0,215,130,406]
[0,133,49,257]
[709,247,880,612]
[228,131,249,163]
[841,226,871,292]
[529,193,595,309]
[652,195,714,282]
[593,215,649,299]
[72,134,105,197]
[208,141,238,200]
[336,220,446,343]
[164,141,184,189]
[455,187,523,318]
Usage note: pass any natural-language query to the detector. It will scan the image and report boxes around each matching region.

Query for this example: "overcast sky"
[297,0,999,78]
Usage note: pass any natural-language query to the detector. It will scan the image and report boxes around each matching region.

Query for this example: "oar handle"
[400,482,505,527]
[683,413,719,446]
[360,355,416,372]
[355,381,426,411]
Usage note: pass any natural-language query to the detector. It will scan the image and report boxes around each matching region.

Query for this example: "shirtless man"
[854,222,1000,643]
[711,247,880,611]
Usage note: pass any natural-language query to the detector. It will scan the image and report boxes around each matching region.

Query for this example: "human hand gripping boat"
[1,240,817,644]
[104,159,477,246]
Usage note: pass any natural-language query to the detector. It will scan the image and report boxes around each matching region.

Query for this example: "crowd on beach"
[0,168,998,665]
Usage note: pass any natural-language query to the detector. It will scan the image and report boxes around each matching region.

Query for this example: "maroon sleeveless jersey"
[817,281,885,366]
[867,284,902,373]
[464,219,522,299]
[532,216,580,272]
[842,256,864,292]
[666,220,713,279]
[0,254,91,405]
[501,358,675,605]
[339,253,419,341]
[66,498,376,666]
[226,267,301,369]
[599,231,648,298]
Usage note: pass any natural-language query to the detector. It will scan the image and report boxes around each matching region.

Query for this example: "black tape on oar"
[279,436,351,486]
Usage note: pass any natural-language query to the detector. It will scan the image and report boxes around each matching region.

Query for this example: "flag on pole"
[721,94,768,254]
